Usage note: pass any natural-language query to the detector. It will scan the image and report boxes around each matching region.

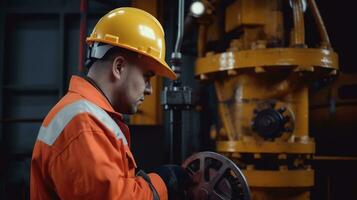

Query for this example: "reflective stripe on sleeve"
[37,100,127,145]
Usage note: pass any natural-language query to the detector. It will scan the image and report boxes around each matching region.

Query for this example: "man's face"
[114,58,154,114]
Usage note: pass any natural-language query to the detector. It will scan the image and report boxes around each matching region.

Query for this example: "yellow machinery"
[194,0,338,199]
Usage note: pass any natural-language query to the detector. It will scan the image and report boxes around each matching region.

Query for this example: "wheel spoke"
[199,157,206,182]
[209,164,228,187]
[210,190,228,200]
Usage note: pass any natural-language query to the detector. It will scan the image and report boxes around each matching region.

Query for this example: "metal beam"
[0,1,6,197]
[59,12,65,97]
[0,0,6,140]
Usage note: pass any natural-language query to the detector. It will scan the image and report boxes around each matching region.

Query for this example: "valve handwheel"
[182,151,251,200]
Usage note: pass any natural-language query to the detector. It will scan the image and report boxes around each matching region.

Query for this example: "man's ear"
[112,56,125,80]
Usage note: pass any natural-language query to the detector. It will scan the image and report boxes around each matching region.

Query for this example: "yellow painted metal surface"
[195,48,338,77]
[294,87,308,137]
[243,169,315,187]
[194,0,339,199]
[225,0,284,43]
[217,141,315,154]
[213,73,314,141]
[225,0,267,32]
[210,63,315,200]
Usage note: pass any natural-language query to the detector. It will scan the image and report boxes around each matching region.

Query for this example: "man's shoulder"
[36,95,113,149]
[42,93,83,126]
[43,94,111,129]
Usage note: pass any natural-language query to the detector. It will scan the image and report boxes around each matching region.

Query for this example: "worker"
[30,7,187,200]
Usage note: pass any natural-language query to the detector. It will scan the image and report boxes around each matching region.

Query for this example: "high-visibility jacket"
[30,76,167,200]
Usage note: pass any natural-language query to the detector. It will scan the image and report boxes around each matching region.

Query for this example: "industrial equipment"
[162,0,194,164]
[192,0,338,199]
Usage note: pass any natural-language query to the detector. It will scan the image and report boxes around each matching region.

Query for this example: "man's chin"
[128,106,138,115]
[114,105,137,115]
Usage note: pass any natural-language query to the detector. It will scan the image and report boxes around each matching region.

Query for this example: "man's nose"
[144,82,153,95]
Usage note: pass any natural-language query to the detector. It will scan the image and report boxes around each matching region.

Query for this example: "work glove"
[153,165,189,200]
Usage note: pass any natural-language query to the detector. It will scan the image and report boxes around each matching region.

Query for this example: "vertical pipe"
[214,82,235,141]
[197,24,208,57]
[170,110,182,164]
[294,87,309,137]
[307,0,332,49]
[174,0,185,54]
[169,0,185,164]
[78,0,88,72]
[169,111,174,163]
[291,0,305,46]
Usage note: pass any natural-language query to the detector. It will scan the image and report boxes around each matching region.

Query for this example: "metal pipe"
[307,0,332,49]
[174,0,185,53]
[214,82,236,141]
[78,0,88,72]
[268,72,301,98]
[168,0,185,164]
[197,24,208,57]
[291,0,305,46]
[170,110,183,164]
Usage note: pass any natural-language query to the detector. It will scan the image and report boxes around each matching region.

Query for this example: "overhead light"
[190,1,205,17]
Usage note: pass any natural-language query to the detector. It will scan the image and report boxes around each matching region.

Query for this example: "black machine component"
[161,0,195,165]
[161,53,194,165]
[161,55,193,111]
[251,105,291,139]
[182,151,251,200]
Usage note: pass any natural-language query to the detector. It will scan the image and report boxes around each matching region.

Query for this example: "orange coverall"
[31,76,167,200]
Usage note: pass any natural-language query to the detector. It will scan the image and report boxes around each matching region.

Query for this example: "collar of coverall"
[68,75,123,120]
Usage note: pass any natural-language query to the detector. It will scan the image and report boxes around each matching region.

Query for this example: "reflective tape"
[37,100,127,145]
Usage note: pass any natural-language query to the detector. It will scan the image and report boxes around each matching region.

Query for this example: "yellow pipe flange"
[217,140,315,154]
[195,48,338,77]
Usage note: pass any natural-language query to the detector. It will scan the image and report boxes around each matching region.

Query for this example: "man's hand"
[153,165,188,200]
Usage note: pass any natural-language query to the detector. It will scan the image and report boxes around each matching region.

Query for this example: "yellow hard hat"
[86,7,177,80]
